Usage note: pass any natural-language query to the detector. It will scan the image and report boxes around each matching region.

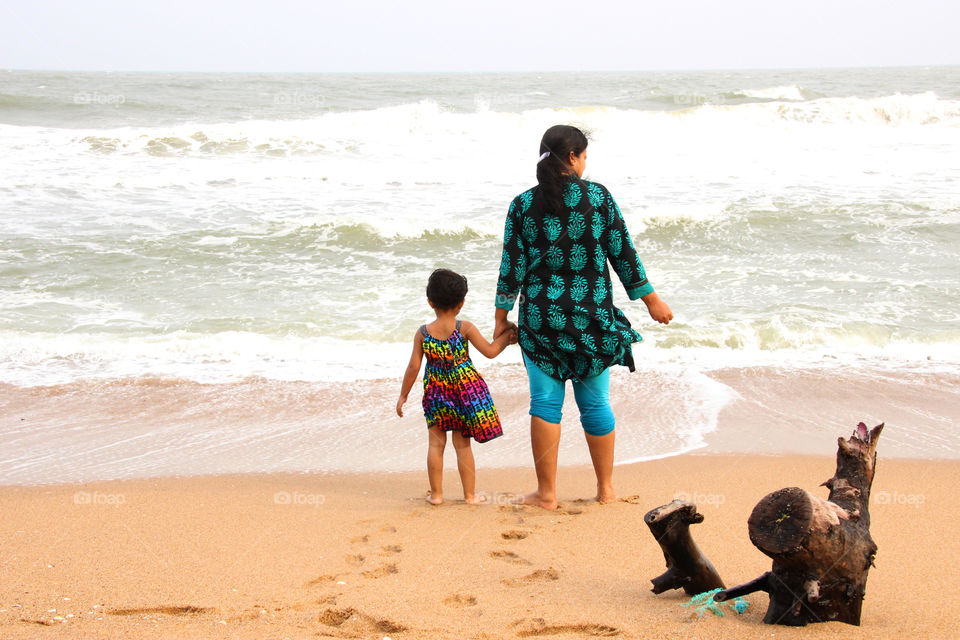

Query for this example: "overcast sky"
[2,0,958,73]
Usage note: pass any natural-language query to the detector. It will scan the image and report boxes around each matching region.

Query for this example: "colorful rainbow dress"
[420,321,503,443]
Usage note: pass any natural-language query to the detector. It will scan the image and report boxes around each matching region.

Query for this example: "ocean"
[2,67,959,484]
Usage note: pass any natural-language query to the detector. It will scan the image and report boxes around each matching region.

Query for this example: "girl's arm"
[396,331,424,417]
[461,321,514,359]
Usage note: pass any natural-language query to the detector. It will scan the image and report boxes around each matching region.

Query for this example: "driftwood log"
[715,422,883,626]
[644,499,725,595]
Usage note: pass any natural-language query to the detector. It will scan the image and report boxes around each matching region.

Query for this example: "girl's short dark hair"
[426,268,468,310]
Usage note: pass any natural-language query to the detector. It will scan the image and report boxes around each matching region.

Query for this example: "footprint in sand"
[349,534,370,544]
[499,515,527,528]
[512,618,619,637]
[304,574,339,588]
[557,505,584,515]
[489,550,533,565]
[501,530,530,540]
[620,495,644,504]
[498,504,529,513]
[225,607,272,623]
[443,594,478,607]
[319,607,406,634]
[502,568,559,587]
[362,563,399,578]
[345,553,365,566]
[380,544,403,555]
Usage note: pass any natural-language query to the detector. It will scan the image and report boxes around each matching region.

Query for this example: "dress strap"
[419,324,429,338]
[455,320,462,333]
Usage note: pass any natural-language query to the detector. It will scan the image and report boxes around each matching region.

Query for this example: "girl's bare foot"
[512,491,558,510]
[464,493,488,505]
[426,492,443,505]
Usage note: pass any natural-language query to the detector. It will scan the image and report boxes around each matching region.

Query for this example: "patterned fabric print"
[420,322,503,442]
[496,179,653,381]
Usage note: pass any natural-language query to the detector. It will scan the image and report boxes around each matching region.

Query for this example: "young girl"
[396,268,516,505]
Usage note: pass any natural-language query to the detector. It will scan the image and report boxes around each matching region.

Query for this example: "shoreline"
[2,362,958,486]
[0,449,954,490]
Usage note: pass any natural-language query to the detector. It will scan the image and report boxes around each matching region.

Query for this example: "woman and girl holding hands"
[397,125,673,509]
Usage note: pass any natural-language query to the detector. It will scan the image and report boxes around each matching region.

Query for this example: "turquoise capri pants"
[522,352,615,436]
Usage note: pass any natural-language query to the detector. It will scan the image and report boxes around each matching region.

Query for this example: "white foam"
[736,85,806,101]
[637,336,960,374]
[614,366,740,465]
[3,92,958,241]
[766,91,958,126]
[4,320,958,390]
[193,235,238,246]
[0,331,411,387]
[2,91,956,165]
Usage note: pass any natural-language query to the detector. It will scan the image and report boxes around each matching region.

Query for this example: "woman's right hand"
[494,306,517,342]
[642,292,673,325]
[494,319,518,341]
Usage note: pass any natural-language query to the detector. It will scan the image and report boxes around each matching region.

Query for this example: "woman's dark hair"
[426,268,468,310]
[536,124,589,213]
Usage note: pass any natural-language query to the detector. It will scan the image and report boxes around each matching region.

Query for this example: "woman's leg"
[517,353,564,509]
[427,426,447,505]
[451,430,485,504]
[584,431,616,503]
[523,415,561,509]
[573,369,617,503]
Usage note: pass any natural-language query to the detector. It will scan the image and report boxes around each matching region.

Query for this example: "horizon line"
[4,63,960,75]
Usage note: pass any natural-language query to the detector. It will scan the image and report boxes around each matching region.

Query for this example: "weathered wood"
[644,499,725,595]
[716,423,883,626]
[714,571,771,600]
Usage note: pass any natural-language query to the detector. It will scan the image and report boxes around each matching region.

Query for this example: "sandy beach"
[0,452,953,639]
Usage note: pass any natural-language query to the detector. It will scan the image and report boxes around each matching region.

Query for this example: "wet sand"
[2,363,958,486]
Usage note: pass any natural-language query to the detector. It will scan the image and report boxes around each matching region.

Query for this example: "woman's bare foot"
[513,491,558,510]
[596,491,617,504]
[596,484,617,504]
[426,492,443,505]
[464,493,488,505]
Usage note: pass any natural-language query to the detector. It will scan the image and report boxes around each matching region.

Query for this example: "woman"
[494,124,672,509]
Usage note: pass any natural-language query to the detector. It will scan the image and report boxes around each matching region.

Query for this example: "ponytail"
[536,125,589,214]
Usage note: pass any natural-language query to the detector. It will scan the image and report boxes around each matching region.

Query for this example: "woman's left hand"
[642,292,673,325]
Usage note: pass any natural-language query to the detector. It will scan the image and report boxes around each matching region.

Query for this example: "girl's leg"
[517,353,564,510]
[451,431,484,504]
[427,426,447,505]
[572,369,617,503]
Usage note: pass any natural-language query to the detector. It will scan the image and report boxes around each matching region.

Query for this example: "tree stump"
[715,422,883,626]
[644,499,725,595]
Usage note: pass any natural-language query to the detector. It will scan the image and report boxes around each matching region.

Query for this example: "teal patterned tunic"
[495,178,654,381]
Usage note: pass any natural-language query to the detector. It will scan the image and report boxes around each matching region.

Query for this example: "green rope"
[680,588,750,618]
